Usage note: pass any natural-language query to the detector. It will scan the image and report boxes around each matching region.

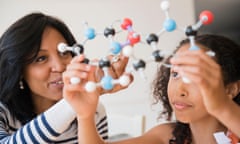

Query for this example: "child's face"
[167,44,209,123]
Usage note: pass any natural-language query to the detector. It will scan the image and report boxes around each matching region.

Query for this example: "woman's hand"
[93,54,134,95]
[62,54,133,118]
[62,55,100,118]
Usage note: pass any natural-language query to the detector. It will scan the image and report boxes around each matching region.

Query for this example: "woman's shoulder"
[0,102,21,131]
[0,102,20,124]
[0,102,11,116]
[0,102,16,122]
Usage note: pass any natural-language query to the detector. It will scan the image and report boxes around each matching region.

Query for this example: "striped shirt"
[0,99,108,144]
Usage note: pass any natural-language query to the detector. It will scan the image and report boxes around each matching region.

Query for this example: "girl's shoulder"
[142,122,175,144]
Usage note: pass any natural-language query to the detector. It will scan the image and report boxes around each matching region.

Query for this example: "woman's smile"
[48,77,64,89]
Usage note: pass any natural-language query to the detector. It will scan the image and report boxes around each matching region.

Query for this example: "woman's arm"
[61,55,126,144]
[0,99,76,143]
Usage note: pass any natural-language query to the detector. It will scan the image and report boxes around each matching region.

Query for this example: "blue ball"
[110,42,122,54]
[101,76,114,90]
[189,45,199,51]
[163,19,176,32]
[85,28,96,40]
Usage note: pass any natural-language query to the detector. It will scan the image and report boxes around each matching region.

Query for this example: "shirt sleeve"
[0,99,76,144]
[0,99,109,143]
[95,102,109,140]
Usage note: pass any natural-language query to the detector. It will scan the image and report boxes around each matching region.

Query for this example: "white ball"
[206,50,215,57]
[57,42,67,53]
[161,1,170,11]
[182,77,191,84]
[119,75,130,86]
[122,45,133,57]
[85,81,97,92]
[70,77,81,85]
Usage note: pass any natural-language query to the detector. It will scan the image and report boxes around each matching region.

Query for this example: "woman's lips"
[49,78,64,88]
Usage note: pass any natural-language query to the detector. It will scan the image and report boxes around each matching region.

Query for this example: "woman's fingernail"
[172,65,179,71]
[170,55,177,63]
[86,65,91,71]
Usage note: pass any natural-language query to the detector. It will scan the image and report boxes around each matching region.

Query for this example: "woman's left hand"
[93,54,134,95]
[62,54,133,117]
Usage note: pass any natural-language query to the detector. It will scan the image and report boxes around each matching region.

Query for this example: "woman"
[0,12,128,143]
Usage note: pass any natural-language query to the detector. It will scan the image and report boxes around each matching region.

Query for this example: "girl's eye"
[171,71,180,79]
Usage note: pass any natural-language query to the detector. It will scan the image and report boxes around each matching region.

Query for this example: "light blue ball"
[85,28,96,40]
[163,19,176,32]
[101,76,114,90]
[110,42,122,54]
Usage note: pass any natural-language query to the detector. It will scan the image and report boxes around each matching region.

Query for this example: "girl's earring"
[19,81,24,89]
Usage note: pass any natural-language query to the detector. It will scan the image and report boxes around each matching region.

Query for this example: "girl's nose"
[176,80,188,97]
[180,93,186,97]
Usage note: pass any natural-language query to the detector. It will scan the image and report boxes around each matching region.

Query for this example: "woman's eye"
[59,51,72,57]
[35,56,47,62]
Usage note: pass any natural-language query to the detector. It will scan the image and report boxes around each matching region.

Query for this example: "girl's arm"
[170,49,240,137]
[77,115,173,144]
[210,98,240,138]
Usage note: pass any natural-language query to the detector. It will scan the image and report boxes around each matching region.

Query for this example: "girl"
[63,34,240,143]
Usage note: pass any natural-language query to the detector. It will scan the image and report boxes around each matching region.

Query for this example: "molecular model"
[57,0,214,92]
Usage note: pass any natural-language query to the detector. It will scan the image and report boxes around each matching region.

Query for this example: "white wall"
[0,0,195,131]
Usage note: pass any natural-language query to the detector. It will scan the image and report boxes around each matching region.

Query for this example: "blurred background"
[195,0,240,45]
[1,0,239,135]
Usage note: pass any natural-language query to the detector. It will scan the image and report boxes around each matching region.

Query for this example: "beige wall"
[0,0,195,131]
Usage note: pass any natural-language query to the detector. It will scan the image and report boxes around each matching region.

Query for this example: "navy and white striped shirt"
[0,99,108,144]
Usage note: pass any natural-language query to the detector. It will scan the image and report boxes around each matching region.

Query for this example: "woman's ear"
[225,80,240,99]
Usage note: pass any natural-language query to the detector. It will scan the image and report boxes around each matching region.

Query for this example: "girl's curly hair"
[151,34,240,144]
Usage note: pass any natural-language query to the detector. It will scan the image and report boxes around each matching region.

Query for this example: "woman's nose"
[51,57,67,72]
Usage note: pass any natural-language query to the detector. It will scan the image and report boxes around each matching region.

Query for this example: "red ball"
[199,10,214,25]
[121,18,133,30]
[128,31,140,45]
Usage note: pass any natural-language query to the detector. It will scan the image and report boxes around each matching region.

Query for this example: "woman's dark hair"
[152,34,240,144]
[0,12,76,124]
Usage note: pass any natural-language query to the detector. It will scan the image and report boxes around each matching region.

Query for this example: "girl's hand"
[170,49,231,114]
